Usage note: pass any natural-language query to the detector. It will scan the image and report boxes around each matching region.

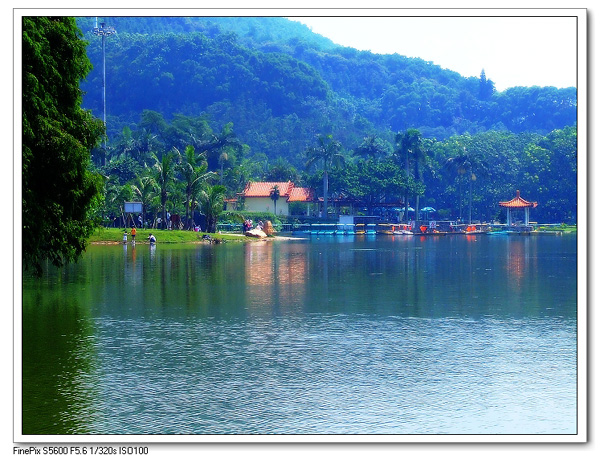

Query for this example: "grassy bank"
[535,224,577,233]
[88,227,250,244]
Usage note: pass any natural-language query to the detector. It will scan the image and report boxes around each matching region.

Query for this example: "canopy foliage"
[23,17,105,275]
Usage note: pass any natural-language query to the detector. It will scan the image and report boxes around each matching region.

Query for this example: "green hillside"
[74,16,577,224]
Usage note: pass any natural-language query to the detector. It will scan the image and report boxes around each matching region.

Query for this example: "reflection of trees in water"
[22,293,99,434]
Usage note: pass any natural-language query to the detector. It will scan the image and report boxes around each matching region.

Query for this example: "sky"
[289,15,579,92]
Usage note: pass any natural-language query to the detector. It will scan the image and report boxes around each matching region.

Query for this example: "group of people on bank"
[243,219,264,233]
[122,226,156,244]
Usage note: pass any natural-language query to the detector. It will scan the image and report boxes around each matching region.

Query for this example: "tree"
[354,134,390,159]
[270,185,281,215]
[198,185,227,233]
[306,134,344,218]
[151,152,175,229]
[395,129,426,221]
[102,175,132,227]
[203,122,242,170]
[264,156,299,182]
[175,145,215,229]
[479,69,495,100]
[130,173,158,227]
[23,17,105,275]
[218,151,228,185]
[114,126,136,161]
[444,143,488,223]
[444,147,470,222]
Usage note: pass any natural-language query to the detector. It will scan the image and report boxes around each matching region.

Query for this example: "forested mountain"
[74,16,577,223]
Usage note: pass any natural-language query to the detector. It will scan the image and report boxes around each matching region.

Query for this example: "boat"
[309,223,337,235]
[354,223,366,235]
[450,223,492,235]
[391,224,413,235]
[376,223,395,235]
[487,230,510,235]
[337,223,354,235]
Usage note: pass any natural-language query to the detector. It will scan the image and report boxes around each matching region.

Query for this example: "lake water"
[21,234,578,436]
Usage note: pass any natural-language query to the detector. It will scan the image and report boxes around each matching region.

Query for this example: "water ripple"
[72,314,578,434]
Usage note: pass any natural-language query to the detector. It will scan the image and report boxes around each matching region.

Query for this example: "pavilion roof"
[499,190,538,208]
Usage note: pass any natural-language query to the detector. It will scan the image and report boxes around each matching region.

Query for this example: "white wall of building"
[245,197,290,216]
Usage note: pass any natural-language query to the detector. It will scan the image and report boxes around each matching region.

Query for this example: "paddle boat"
[391,224,413,235]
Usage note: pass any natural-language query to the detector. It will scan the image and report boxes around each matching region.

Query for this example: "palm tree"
[203,122,241,170]
[306,134,344,218]
[218,151,228,185]
[396,129,426,221]
[103,175,132,227]
[198,184,227,234]
[270,185,281,215]
[445,147,488,223]
[444,148,470,222]
[175,145,216,229]
[133,128,158,164]
[151,152,175,229]
[114,126,135,161]
[354,134,389,159]
[130,173,157,227]
[466,155,489,224]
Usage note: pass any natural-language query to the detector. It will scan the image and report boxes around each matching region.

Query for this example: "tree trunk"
[415,161,420,223]
[404,150,410,222]
[185,192,191,230]
[207,217,217,234]
[323,170,329,219]
[415,195,420,223]
[469,179,473,224]
[458,180,463,221]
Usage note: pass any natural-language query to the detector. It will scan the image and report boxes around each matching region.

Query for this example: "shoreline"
[88,225,574,245]
[89,233,308,245]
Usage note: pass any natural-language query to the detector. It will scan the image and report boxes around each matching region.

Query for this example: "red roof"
[242,181,315,202]
[499,190,538,208]
[243,181,295,198]
[288,186,314,202]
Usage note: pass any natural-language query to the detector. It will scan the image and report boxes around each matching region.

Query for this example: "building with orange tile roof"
[499,190,538,226]
[240,181,316,216]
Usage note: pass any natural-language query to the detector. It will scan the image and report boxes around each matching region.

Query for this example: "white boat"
[392,224,413,235]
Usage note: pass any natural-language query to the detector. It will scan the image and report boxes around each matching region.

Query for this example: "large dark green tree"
[23,17,105,275]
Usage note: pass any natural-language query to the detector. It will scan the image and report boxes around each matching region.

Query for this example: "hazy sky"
[289,15,579,92]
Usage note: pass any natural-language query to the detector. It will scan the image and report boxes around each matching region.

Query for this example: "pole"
[93,20,115,165]
[102,32,106,130]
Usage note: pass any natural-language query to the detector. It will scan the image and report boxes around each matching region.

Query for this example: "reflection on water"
[22,293,100,435]
[505,236,532,291]
[22,235,578,435]
[245,242,308,316]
